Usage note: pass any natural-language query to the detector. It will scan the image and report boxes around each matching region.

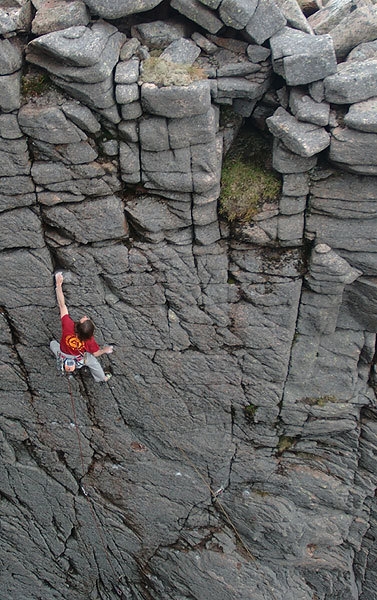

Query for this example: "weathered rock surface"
[1,2,377,600]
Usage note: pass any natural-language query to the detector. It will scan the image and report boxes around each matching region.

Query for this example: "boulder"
[289,88,330,126]
[329,127,377,173]
[219,0,258,30]
[131,20,189,49]
[344,98,377,134]
[141,80,211,118]
[0,0,31,35]
[160,38,201,65]
[83,0,163,19]
[273,0,313,34]
[246,44,271,63]
[308,0,359,35]
[270,27,337,85]
[324,60,377,104]
[170,0,224,35]
[31,0,90,36]
[267,107,330,158]
[245,0,287,45]
[329,6,377,60]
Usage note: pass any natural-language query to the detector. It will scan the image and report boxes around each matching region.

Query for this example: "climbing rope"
[66,375,124,598]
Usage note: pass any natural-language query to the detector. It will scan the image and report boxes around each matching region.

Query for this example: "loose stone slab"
[115,83,140,104]
[61,101,101,134]
[274,0,313,34]
[270,26,337,85]
[31,0,90,36]
[160,38,201,65]
[308,0,355,34]
[324,60,377,104]
[217,77,264,98]
[289,88,330,126]
[170,0,223,35]
[141,80,211,118]
[245,0,287,45]
[219,0,258,30]
[115,59,139,84]
[272,138,317,173]
[0,72,21,112]
[0,38,22,74]
[131,20,189,49]
[267,107,330,157]
[329,6,377,59]
[18,105,86,144]
[329,126,377,170]
[344,98,377,133]
[83,0,163,19]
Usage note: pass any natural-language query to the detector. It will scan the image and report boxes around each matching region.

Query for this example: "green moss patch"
[140,57,206,87]
[219,129,281,223]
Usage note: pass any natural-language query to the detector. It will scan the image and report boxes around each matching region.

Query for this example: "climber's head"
[75,316,95,341]
[64,357,76,373]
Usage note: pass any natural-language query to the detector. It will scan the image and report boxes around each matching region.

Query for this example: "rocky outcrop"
[1,1,377,600]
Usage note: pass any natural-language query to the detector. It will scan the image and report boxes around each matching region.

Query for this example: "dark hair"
[75,319,95,341]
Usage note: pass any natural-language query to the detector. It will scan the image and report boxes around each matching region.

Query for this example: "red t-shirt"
[60,314,100,356]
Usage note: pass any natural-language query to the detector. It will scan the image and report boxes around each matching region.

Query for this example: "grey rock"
[43,196,127,244]
[309,79,325,103]
[308,0,359,35]
[0,38,22,75]
[200,0,222,7]
[0,138,29,177]
[344,98,377,134]
[329,127,377,172]
[83,0,163,19]
[160,38,201,65]
[267,107,330,158]
[0,191,35,213]
[168,108,217,148]
[0,207,45,251]
[233,98,258,117]
[324,59,377,104]
[0,175,35,196]
[139,116,169,151]
[141,147,191,174]
[289,88,330,126]
[270,26,337,85]
[141,80,211,118]
[329,6,377,60]
[131,20,190,49]
[115,83,140,104]
[277,212,304,245]
[273,0,313,34]
[121,101,143,120]
[0,1,31,35]
[0,247,53,308]
[120,37,141,60]
[125,195,191,243]
[143,169,193,193]
[343,278,377,332]
[170,0,224,35]
[18,105,86,144]
[61,101,101,135]
[246,44,271,63]
[31,0,90,36]
[217,55,260,77]
[0,71,21,112]
[50,75,120,122]
[245,0,287,45]
[219,0,258,30]
[217,77,265,99]
[272,138,318,173]
[191,31,218,55]
[0,113,22,139]
[118,120,139,143]
[346,39,377,63]
[282,173,309,197]
[279,195,307,215]
[115,58,139,84]
[306,244,362,295]
[119,141,141,183]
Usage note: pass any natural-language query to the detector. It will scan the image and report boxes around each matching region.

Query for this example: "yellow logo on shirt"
[65,335,85,353]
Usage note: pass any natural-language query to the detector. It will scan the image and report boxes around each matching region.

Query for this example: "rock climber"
[50,272,113,382]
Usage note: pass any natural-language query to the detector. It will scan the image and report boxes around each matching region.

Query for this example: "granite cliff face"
[1,1,377,599]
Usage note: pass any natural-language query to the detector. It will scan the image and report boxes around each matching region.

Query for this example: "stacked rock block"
[0,1,377,599]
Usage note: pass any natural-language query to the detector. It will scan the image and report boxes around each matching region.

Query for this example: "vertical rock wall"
[1,1,377,599]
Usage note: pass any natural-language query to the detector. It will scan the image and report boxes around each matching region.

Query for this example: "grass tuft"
[140,57,206,87]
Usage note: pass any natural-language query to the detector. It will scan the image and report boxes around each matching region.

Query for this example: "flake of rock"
[61,101,101,135]
[31,0,90,36]
[308,0,358,34]
[289,88,330,126]
[329,126,377,173]
[267,107,330,157]
[115,58,139,84]
[270,26,337,85]
[0,71,21,112]
[37,191,85,205]
[191,31,218,54]
[272,138,317,173]
[0,38,22,75]
[83,0,163,19]
[329,6,377,60]
[344,98,377,134]
[325,59,377,104]
[18,105,86,144]
[160,38,201,65]
[246,44,271,63]
[131,20,190,49]
[219,0,258,30]
[120,37,141,60]
[245,0,287,45]
[42,196,128,244]
[274,0,313,34]
[171,0,224,35]
[141,80,211,118]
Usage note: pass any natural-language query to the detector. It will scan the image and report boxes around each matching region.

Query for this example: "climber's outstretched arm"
[55,272,68,318]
